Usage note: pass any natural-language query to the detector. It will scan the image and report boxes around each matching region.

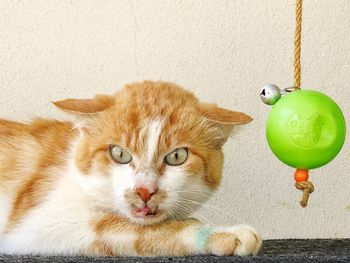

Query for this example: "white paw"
[207,225,262,256]
[227,224,262,256]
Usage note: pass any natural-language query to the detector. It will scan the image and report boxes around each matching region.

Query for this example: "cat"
[0,81,261,256]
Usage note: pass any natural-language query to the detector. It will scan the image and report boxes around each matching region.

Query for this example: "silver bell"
[260,84,282,105]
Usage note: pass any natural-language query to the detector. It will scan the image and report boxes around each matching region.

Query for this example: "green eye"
[109,145,132,164]
[164,148,188,166]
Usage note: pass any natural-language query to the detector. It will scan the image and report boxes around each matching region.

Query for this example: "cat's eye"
[109,145,132,164]
[164,148,188,166]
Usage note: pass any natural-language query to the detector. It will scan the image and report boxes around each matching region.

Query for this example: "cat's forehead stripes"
[128,118,164,161]
[144,119,164,165]
[122,118,164,164]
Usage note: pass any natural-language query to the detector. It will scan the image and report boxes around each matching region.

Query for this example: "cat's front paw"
[207,225,262,256]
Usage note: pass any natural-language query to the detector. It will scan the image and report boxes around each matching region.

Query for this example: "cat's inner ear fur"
[199,103,253,142]
[52,94,115,114]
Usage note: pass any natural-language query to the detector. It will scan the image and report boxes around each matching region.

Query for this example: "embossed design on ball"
[287,111,322,148]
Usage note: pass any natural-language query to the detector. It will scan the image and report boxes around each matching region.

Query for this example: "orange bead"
[294,169,309,182]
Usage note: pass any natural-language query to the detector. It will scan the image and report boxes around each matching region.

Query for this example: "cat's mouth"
[132,206,163,218]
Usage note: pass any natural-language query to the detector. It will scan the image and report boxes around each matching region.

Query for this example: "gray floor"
[1,239,349,262]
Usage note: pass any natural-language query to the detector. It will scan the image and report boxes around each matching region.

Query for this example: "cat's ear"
[199,103,253,142]
[52,94,115,114]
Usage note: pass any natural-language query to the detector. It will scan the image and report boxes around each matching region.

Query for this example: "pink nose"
[136,187,158,202]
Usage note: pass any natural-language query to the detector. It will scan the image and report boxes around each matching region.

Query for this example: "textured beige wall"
[1,0,349,239]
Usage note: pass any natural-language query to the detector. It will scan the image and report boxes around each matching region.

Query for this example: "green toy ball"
[263,88,346,170]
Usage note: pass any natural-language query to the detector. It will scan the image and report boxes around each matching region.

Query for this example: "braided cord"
[294,0,303,88]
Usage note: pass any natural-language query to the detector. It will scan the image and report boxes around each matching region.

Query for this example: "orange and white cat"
[0,81,261,256]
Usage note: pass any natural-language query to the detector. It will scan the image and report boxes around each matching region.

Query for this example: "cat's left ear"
[199,103,253,142]
[52,94,115,114]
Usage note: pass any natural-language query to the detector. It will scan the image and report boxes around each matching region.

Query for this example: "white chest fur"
[0,173,96,255]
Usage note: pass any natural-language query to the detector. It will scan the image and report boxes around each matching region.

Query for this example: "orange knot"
[294,169,314,207]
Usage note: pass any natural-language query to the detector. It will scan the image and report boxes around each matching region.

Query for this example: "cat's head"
[54,81,252,225]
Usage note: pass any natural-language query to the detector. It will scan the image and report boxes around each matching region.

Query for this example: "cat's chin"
[128,210,167,225]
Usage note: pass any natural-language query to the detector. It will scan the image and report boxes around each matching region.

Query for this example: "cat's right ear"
[199,103,253,143]
[52,94,115,114]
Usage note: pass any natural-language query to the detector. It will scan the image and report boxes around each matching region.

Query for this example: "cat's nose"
[136,187,158,202]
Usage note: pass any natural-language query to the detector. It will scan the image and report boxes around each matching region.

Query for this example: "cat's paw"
[207,225,262,256]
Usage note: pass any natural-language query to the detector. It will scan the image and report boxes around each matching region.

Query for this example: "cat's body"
[0,81,261,256]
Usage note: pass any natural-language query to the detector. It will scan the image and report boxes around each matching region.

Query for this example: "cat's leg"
[91,214,262,256]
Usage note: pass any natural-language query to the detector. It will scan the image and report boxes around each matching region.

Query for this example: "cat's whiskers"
[172,190,215,202]
[168,196,211,223]
[170,203,204,222]
[175,185,232,195]
[166,208,188,226]
[175,197,245,224]
[165,188,243,226]
[170,202,211,225]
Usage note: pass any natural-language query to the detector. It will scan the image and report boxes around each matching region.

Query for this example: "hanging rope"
[294,0,302,88]
[292,0,314,207]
